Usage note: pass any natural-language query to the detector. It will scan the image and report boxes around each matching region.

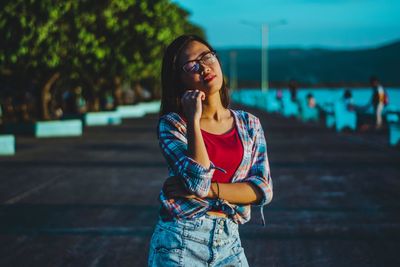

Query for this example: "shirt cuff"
[246,176,273,207]
[184,157,226,179]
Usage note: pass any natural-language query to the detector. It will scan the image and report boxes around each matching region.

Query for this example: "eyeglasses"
[181,51,217,74]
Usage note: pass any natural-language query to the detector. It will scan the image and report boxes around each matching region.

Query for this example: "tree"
[0,0,204,120]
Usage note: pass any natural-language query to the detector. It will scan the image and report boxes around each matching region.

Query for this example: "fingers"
[199,91,205,100]
[162,176,196,199]
[180,90,204,121]
[165,189,196,199]
[164,187,186,198]
[163,180,182,190]
[182,90,203,101]
[182,90,194,100]
[162,176,181,191]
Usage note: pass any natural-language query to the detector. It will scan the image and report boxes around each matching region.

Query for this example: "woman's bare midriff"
[206,211,228,218]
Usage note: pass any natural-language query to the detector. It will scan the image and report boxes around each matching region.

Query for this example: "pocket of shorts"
[154,227,184,254]
[151,227,184,266]
[231,235,245,257]
[232,246,249,267]
[232,245,244,255]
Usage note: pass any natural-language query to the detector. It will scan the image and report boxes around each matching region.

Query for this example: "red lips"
[203,74,216,83]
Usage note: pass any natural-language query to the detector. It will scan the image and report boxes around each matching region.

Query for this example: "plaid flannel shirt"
[157,109,273,225]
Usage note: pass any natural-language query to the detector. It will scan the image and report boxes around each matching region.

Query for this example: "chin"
[204,78,223,90]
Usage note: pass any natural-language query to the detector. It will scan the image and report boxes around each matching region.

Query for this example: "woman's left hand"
[162,176,197,199]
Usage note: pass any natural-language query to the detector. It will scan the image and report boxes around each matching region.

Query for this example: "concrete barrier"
[387,113,400,146]
[35,120,83,138]
[84,111,121,126]
[266,97,281,113]
[334,102,357,131]
[282,97,300,118]
[136,101,161,114]
[235,90,260,108]
[0,135,15,155]
[4,120,83,137]
[254,93,268,111]
[116,105,146,118]
[299,99,319,122]
[321,103,335,128]
[230,91,241,103]
[116,101,161,119]
[232,90,282,113]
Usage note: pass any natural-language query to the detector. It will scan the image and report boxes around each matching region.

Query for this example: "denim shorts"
[148,214,249,267]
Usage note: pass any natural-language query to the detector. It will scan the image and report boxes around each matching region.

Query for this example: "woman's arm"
[158,90,219,198]
[187,118,211,169]
[158,116,215,198]
[207,182,263,205]
[162,177,262,205]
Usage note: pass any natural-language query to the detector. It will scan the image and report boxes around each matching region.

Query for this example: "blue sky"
[173,0,400,49]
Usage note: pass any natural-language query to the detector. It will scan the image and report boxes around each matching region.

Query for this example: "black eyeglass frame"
[180,50,217,73]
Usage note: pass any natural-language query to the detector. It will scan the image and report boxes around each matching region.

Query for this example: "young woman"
[148,35,273,267]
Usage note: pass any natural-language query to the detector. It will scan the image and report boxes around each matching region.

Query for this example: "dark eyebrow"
[187,50,212,62]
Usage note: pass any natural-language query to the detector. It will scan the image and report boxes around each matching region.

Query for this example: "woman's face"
[178,41,223,96]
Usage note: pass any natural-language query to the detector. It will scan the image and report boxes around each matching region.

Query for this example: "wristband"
[216,182,220,199]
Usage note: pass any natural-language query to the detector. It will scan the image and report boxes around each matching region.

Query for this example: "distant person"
[122,87,135,104]
[276,87,284,110]
[62,89,71,114]
[306,93,316,108]
[3,96,17,123]
[74,87,87,114]
[276,88,283,100]
[342,89,355,111]
[370,76,388,130]
[133,83,152,102]
[63,87,86,115]
[148,35,273,266]
[288,79,298,102]
[100,91,114,110]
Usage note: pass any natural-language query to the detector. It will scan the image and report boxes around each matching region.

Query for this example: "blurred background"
[176,0,400,87]
[1,1,400,267]
[0,0,206,123]
[1,0,399,124]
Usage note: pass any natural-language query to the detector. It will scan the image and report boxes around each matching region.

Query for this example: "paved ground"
[1,104,400,267]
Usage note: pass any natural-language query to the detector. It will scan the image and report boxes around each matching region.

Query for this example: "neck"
[201,91,227,121]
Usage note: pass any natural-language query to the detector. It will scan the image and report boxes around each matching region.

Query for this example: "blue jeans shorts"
[148,214,249,267]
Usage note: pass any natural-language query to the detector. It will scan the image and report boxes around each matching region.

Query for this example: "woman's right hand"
[162,176,197,199]
[181,89,205,122]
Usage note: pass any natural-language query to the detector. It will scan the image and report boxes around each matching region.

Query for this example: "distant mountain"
[217,40,400,87]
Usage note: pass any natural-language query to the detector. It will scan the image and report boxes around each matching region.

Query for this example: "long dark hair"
[159,34,230,116]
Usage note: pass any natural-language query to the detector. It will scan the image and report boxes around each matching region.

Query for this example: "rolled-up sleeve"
[244,119,273,206]
[158,116,218,198]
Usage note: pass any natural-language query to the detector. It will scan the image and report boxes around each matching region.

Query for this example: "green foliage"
[0,0,205,98]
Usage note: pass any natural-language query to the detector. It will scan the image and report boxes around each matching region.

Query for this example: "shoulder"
[232,109,261,130]
[231,109,262,140]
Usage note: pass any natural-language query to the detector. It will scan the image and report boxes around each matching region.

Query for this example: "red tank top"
[201,125,244,183]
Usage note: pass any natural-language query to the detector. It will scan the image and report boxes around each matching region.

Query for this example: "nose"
[199,62,211,74]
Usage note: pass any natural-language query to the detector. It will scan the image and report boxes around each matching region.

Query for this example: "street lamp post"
[241,20,286,93]
[261,24,268,92]
[229,50,238,90]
